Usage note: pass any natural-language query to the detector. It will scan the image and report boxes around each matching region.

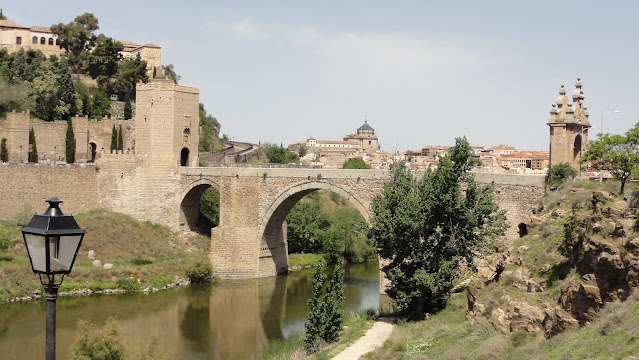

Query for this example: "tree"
[0,9,6,20]
[162,64,180,84]
[85,35,123,86]
[0,137,7,162]
[28,59,58,121]
[369,137,506,315]
[123,99,132,120]
[28,127,37,162]
[110,124,117,151]
[545,163,577,187]
[118,124,123,150]
[70,317,125,360]
[54,57,76,120]
[342,157,371,169]
[265,144,299,164]
[299,145,308,157]
[50,13,99,73]
[199,187,220,231]
[66,118,76,163]
[304,264,327,351]
[113,54,148,100]
[199,103,221,152]
[286,201,331,253]
[580,123,639,195]
[304,263,346,351]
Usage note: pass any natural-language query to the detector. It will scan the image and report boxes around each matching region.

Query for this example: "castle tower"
[134,79,199,166]
[6,110,30,163]
[547,77,591,170]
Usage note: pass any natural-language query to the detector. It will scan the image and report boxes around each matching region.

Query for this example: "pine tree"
[1,137,8,162]
[0,9,6,21]
[65,118,75,163]
[304,264,327,351]
[117,125,123,150]
[28,127,38,162]
[123,100,132,120]
[54,57,76,120]
[110,125,117,151]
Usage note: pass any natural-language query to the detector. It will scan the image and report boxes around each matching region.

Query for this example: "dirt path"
[332,317,394,360]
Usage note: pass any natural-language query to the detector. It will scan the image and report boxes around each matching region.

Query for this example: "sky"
[6,1,639,152]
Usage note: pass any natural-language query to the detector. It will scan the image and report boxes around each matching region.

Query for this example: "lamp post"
[21,198,86,360]
[599,109,621,181]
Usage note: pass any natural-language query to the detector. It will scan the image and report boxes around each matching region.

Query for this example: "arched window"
[48,38,53,45]
[40,37,45,45]
[180,148,190,166]
[55,38,60,46]
[32,36,38,44]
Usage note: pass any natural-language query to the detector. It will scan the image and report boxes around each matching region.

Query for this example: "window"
[16,37,22,45]
[55,38,60,46]
[32,36,37,44]
[40,37,45,45]
[48,38,53,45]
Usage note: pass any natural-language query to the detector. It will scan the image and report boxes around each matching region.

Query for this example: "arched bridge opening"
[256,181,371,277]
[180,179,220,236]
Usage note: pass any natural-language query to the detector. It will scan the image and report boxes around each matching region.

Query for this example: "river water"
[0,262,379,359]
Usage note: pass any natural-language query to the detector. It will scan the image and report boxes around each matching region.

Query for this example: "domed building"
[343,121,380,153]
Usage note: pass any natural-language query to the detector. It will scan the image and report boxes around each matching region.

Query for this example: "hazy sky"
[6,1,638,151]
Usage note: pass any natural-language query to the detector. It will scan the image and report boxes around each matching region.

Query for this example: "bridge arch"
[179,178,220,233]
[256,181,370,277]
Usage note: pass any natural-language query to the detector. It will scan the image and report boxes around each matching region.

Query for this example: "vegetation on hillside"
[545,162,577,187]
[0,209,211,303]
[263,142,300,164]
[342,157,371,169]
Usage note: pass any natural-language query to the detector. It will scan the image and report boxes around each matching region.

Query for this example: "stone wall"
[0,163,99,220]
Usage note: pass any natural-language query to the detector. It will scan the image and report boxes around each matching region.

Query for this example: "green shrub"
[131,257,153,265]
[0,235,10,251]
[149,275,173,289]
[115,277,139,292]
[70,317,125,360]
[546,163,577,187]
[185,261,214,283]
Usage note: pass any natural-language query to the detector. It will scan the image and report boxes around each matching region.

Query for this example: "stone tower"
[547,77,591,169]
[134,79,199,166]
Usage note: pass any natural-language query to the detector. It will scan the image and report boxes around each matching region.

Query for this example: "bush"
[0,235,10,251]
[70,317,125,360]
[546,163,577,187]
[131,257,153,265]
[185,261,214,283]
[115,277,139,292]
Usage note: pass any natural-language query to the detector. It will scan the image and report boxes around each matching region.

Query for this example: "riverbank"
[0,209,211,304]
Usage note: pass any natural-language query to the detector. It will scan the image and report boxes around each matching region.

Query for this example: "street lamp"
[21,198,86,360]
[599,109,621,181]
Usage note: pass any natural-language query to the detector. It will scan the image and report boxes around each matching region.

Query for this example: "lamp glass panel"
[24,233,46,272]
[56,235,82,272]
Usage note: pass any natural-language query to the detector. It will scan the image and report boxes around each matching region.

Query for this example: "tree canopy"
[580,123,639,194]
[546,163,577,187]
[51,13,99,73]
[369,137,506,315]
[265,144,299,164]
[85,35,123,86]
[342,157,371,169]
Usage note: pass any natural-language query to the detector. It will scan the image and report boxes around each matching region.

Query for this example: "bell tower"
[547,77,591,170]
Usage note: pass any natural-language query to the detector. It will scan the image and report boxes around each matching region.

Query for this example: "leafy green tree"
[54,57,76,120]
[162,64,180,84]
[198,187,220,231]
[10,49,29,81]
[199,103,221,152]
[265,144,299,164]
[304,264,327,351]
[118,124,123,150]
[581,123,639,195]
[320,264,345,343]
[342,157,371,169]
[123,99,132,120]
[50,13,99,73]
[28,127,37,162]
[286,201,331,253]
[333,208,374,263]
[65,118,76,163]
[369,137,506,315]
[299,145,308,157]
[85,35,123,86]
[89,86,111,119]
[0,79,31,116]
[110,124,117,151]
[28,60,58,121]
[545,162,577,187]
[113,54,148,100]
[0,138,7,162]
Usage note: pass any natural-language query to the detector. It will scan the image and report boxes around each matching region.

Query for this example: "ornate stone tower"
[134,79,199,166]
[547,77,591,169]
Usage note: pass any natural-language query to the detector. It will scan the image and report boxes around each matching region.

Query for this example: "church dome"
[358,121,374,132]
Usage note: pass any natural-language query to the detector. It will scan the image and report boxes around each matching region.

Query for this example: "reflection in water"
[0,262,378,359]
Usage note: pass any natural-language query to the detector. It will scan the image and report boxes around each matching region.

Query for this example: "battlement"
[136,79,199,94]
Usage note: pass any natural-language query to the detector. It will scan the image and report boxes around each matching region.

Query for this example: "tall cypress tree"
[54,57,76,120]
[118,124,123,150]
[28,128,38,163]
[0,138,7,162]
[123,100,132,120]
[110,124,117,151]
[65,118,75,163]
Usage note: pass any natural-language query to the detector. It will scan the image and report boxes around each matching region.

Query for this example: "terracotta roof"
[0,19,29,29]
[118,40,140,47]
[30,25,52,33]
[142,43,161,49]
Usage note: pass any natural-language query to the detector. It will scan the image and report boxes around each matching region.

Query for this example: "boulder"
[507,301,545,333]
[543,306,579,337]
[629,190,639,209]
[92,260,102,267]
[88,250,96,260]
[103,263,113,270]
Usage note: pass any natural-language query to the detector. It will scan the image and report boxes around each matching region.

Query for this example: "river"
[0,262,379,359]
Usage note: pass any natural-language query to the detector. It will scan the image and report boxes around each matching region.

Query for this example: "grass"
[250,311,375,360]
[288,253,325,269]
[0,209,211,303]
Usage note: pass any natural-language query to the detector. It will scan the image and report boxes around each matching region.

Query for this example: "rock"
[543,306,579,337]
[507,301,545,333]
[529,215,544,226]
[490,308,510,334]
[103,263,113,270]
[512,268,541,293]
[88,250,96,260]
[626,238,639,252]
[629,190,639,209]
[92,260,102,267]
